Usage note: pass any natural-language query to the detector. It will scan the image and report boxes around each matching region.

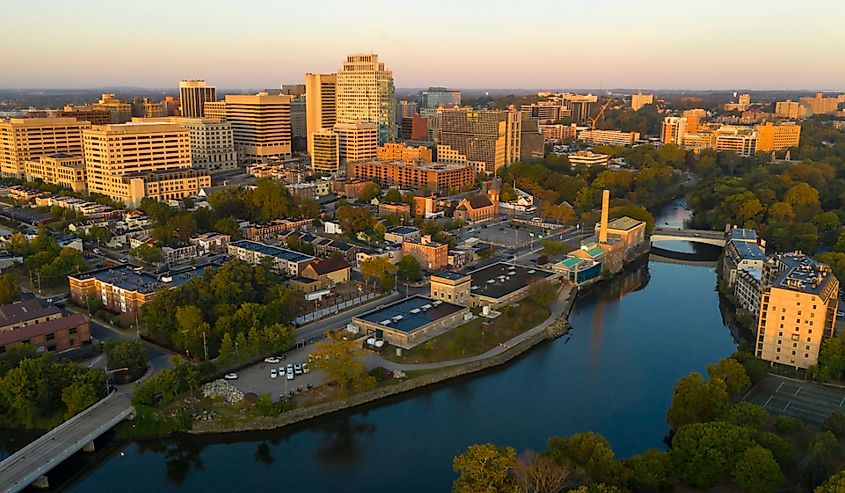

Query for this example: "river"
[50,198,738,493]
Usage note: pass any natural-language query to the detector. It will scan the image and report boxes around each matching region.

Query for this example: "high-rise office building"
[24,153,87,192]
[755,253,839,369]
[401,115,429,141]
[420,87,461,108]
[58,105,112,125]
[281,84,306,97]
[83,122,209,207]
[396,100,417,120]
[715,126,757,157]
[204,101,226,121]
[432,108,522,174]
[756,122,801,152]
[135,117,238,173]
[179,80,217,118]
[311,129,340,172]
[333,122,378,164]
[290,96,307,141]
[224,93,292,163]
[336,54,395,145]
[0,118,90,178]
[305,73,337,154]
[661,116,687,145]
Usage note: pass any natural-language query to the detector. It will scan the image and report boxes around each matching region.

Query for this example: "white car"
[302,364,310,374]
[286,370,294,380]
[294,364,303,375]
[224,373,238,380]
[270,369,278,379]
[264,356,280,364]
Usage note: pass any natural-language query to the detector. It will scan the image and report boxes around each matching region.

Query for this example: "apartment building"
[0,299,90,355]
[402,235,448,271]
[577,129,640,146]
[539,124,578,142]
[225,93,292,163]
[305,73,337,154]
[333,122,378,164]
[631,93,654,111]
[661,116,687,145]
[179,80,216,118]
[0,117,89,178]
[24,153,87,192]
[755,253,839,369]
[774,100,807,119]
[433,107,522,174]
[715,126,757,157]
[756,122,801,152]
[347,159,475,193]
[336,54,396,145]
[82,122,207,207]
[799,93,839,115]
[377,143,433,163]
[227,239,314,277]
[311,129,340,172]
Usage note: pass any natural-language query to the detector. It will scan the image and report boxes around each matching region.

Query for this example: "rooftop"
[356,295,465,334]
[0,313,88,347]
[69,265,205,294]
[432,271,470,282]
[0,299,59,328]
[387,226,419,235]
[469,262,554,300]
[773,254,836,296]
[729,228,758,242]
[607,216,645,232]
[230,240,314,263]
[730,240,765,261]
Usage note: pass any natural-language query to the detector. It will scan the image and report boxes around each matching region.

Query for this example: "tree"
[732,445,784,493]
[213,217,242,239]
[626,449,675,491]
[528,280,557,308]
[359,182,381,202]
[131,244,164,264]
[452,443,518,493]
[540,239,571,256]
[61,379,98,419]
[384,188,403,204]
[809,431,838,460]
[308,333,375,397]
[824,410,845,439]
[397,255,422,282]
[720,402,767,428]
[360,256,397,291]
[218,332,236,364]
[0,273,21,305]
[819,335,845,380]
[815,470,845,493]
[175,305,210,360]
[545,432,630,486]
[666,372,730,430]
[670,421,754,488]
[102,339,148,381]
[512,450,570,493]
[707,358,751,399]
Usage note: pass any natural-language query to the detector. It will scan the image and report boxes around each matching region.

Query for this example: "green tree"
[397,255,422,282]
[819,335,845,380]
[545,432,630,486]
[213,217,242,239]
[218,332,236,364]
[102,339,148,381]
[528,280,557,308]
[0,273,22,305]
[359,182,381,202]
[626,449,675,491]
[131,244,164,264]
[452,443,518,493]
[666,372,730,430]
[732,445,784,493]
[384,188,402,204]
[175,305,210,360]
[707,358,751,399]
[670,421,754,488]
[61,379,98,419]
[308,333,375,397]
[809,431,839,460]
[815,470,845,493]
[720,402,767,428]
[360,256,397,290]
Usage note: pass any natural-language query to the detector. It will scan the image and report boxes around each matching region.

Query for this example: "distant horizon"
[3,0,843,90]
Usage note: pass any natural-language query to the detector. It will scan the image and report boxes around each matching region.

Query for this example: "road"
[0,392,133,493]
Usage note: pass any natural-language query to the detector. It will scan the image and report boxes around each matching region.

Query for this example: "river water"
[51,198,738,493]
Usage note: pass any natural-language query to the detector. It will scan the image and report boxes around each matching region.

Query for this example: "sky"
[3,0,844,91]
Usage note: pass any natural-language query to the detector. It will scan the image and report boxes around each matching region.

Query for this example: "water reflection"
[314,416,376,467]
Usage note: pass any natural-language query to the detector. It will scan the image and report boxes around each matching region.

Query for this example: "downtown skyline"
[3,0,845,91]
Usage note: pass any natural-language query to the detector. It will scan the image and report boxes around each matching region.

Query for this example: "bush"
[732,445,784,493]
[773,415,803,435]
[823,410,845,439]
[720,402,767,428]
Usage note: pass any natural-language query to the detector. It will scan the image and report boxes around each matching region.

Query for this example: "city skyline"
[3,0,844,91]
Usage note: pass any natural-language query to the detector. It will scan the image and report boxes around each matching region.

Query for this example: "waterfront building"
[347,159,474,193]
[311,129,340,172]
[433,107,522,174]
[179,80,216,118]
[23,153,87,192]
[68,265,205,319]
[430,271,471,306]
[420,87,461,109]
[335,54,395,145]
[755,122,801,152]
[631,93,654,111]
[227,239,314,277]
[304,73,337,154]
[577,129,640,146]
[467,262,556,309]
[755,252,839,370]
[735,267,763,317]
[377,143,433,163]
[567,150,609,168]
[351,295,470,349]
[0,299,90,355]
[722,231,766,288]
[225,93,292,163]
[553,257,602,286]
[402,235,448,271]
[333,122,378,164]
[0,117,89,178]
[661,116,687,145]
[82,122,209,207]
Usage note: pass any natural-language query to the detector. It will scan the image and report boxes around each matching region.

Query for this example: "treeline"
[4,226,88,285]
[142,260,300,361]
[138,178,320,247]
[453,353,845,492]
[0,345,106,429]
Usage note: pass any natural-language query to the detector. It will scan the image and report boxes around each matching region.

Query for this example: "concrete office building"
[420,87,461,108]
[715,126,757,157]
[631,93,654,111]
[24,153,87,192]
[304,73,337,154]
[377,143,433,163]
[756,122,801,152]
[83,122,209,207]
[661,116,687,145]
[347,159,475,193]
[311,128,340,172]
[133,117,238,173]
[94,93,133,123]
[203,101,226,121]
[0,117,90,178]
[290,96,307,144]
[225,93,292,163]
[336,54,396,145]
[755,253,839,369]
[58,105,112,125]
[396,100,417,120]
[577,129,640,146]
[333,122,378,164]
[433,108,522,174]
[179,80,216,118]
[567,151,610,168]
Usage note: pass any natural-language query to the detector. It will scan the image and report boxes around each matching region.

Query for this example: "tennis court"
[745,375,845,426]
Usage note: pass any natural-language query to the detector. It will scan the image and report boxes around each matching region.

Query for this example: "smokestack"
[599,189,610,243]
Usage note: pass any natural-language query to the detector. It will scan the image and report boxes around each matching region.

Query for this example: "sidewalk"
[368,284,574,372]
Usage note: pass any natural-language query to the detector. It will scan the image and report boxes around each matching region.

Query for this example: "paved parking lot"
[745,375,845,426]
[228,343,328,401]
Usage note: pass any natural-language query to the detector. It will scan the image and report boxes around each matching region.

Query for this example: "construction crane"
[589,98,613,131]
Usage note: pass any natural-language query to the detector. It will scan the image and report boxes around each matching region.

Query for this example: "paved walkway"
[367,285,574,372]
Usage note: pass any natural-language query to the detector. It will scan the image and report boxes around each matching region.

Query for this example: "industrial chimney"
[599,189,610,243]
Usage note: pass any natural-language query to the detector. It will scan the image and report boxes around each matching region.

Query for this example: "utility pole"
[202,331,209,362]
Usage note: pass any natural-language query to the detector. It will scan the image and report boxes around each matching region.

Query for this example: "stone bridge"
[650,227,726,247]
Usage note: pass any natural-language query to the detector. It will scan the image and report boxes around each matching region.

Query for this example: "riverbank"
[188,287,577,435]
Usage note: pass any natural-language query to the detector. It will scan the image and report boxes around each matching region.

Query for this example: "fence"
[294,292,379,325]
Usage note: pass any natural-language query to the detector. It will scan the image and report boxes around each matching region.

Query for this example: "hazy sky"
[3,0,844,90]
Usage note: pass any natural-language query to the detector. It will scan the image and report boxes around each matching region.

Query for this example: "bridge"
[650,227,726,247]
[0,391,133,492]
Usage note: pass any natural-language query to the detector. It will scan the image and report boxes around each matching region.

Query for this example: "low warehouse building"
[468,262,557,308]
[352,295,470,349]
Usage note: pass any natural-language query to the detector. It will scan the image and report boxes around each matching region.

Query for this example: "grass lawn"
[380,300,551,365]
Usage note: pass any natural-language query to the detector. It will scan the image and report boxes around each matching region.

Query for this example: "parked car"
[224,373,238,380]
[264,356,280,364]
[302,364,310,374]
[270,369,278,379]
[294,364,303,375]
[286,370,294,380]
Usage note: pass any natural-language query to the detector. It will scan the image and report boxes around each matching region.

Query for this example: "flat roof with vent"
[356,295,464,334]
[468,262,554,300]
[70,265,205,294]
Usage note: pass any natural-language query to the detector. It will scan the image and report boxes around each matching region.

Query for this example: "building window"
[46,333,55,341]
